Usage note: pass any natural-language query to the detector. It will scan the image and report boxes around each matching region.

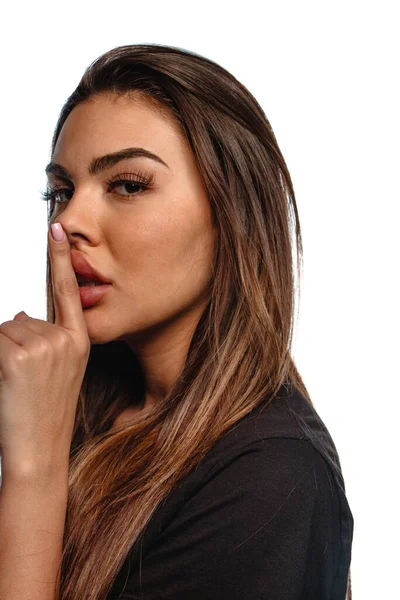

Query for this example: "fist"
[0,223,90,477]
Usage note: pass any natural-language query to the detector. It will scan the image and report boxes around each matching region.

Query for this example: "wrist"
[0,452,70,489]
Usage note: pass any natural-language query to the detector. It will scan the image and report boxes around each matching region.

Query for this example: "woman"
[0,43,353,599]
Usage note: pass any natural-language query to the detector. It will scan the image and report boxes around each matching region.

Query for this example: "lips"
[70,249,111,284]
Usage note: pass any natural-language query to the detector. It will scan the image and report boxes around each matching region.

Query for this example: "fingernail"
[51,223,65,242]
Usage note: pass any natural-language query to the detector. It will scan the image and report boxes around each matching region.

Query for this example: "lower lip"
[79,284,112,308]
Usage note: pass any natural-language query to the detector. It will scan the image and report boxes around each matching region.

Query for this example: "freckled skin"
[50,93,217,413]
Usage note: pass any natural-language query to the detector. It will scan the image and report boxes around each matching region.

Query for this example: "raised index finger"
[48,223,87,332]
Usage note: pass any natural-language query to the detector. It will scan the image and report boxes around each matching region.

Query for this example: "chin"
[88,336,114,346]
[85,327,119,346]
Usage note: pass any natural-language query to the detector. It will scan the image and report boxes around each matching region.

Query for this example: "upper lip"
[70,250,111,284]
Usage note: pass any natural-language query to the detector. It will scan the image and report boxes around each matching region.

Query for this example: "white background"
[0,1,398,597]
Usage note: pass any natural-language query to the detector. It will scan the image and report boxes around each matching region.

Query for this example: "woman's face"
[47,93,216,346]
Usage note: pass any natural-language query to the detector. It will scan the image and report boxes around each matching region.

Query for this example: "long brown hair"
[43,43,351,599]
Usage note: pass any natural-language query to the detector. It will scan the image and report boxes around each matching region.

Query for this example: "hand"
[0,223,90,477]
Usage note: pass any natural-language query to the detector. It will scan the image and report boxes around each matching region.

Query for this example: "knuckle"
[52,244,70,257]
[54,330,71,350]
[54,277,79,296]
[35,337,53,356]
[11,348,29,366]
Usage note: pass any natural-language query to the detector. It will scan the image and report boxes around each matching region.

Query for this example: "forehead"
[52,92,185,164]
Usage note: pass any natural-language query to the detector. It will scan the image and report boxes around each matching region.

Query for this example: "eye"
[107,177,152,198]
[40,187,73,204]
[39,170,155,205]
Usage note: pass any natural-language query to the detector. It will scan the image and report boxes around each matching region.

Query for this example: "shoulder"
[206,436,333,495]
[193,382,343,484]
[190,437,337,534]
[150,436,342,555]
[115,437,346,600]
[109,390,354,599]
[147,383,350,536]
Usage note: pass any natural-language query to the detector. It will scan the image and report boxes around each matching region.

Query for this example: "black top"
[107,383,354,599]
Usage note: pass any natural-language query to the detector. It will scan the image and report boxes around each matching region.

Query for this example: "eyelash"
[40,170,155,204]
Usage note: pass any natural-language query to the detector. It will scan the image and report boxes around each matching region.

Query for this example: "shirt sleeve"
[116,438,342,600]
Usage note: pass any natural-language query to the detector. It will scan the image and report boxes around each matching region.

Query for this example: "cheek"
[121,208,214,302]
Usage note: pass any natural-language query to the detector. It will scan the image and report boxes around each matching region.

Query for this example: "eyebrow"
[45,147,169,180]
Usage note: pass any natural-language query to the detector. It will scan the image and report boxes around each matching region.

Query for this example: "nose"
[51,188,101,244]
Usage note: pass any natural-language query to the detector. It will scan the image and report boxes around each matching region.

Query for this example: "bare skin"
[47,93,216,422]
